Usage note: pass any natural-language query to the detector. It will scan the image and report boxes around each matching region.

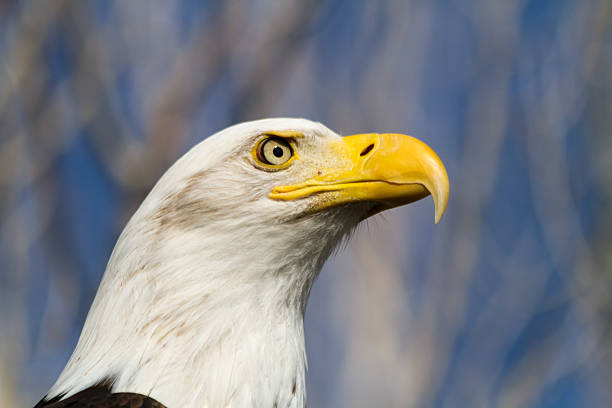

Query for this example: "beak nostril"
[360,144,374,157]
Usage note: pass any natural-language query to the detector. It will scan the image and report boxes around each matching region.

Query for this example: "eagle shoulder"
[34,379,166,408]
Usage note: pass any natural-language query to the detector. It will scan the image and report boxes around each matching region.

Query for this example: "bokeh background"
[1,1,611,407]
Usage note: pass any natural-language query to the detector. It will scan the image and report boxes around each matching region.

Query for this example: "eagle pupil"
[273,145,284,157]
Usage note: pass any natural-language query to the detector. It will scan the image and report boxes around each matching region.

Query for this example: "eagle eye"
[256,137,294,167]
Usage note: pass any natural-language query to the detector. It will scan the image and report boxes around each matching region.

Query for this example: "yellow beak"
[269,133,449,224]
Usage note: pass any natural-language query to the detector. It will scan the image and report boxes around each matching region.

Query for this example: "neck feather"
[46,156,368,408]
[47,203,357,407]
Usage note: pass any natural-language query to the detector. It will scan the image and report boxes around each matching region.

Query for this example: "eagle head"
[44,118,448,408]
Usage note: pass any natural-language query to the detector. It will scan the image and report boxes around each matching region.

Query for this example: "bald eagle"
[35,118,449,408]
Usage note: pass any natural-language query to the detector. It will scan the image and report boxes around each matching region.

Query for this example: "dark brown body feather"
[34,380,166,408]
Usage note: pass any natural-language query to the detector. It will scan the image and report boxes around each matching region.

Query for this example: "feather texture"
[35,379,166,408]
[41,119,372,408]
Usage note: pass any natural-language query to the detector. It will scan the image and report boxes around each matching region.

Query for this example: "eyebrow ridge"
[263,130,304,139]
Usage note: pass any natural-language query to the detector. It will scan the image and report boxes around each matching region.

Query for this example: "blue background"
[1,1,611,407]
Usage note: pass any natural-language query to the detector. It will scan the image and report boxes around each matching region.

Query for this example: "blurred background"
[1,0,611,407]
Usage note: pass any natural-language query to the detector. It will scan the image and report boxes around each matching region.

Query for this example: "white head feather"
[48,118,372,407]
